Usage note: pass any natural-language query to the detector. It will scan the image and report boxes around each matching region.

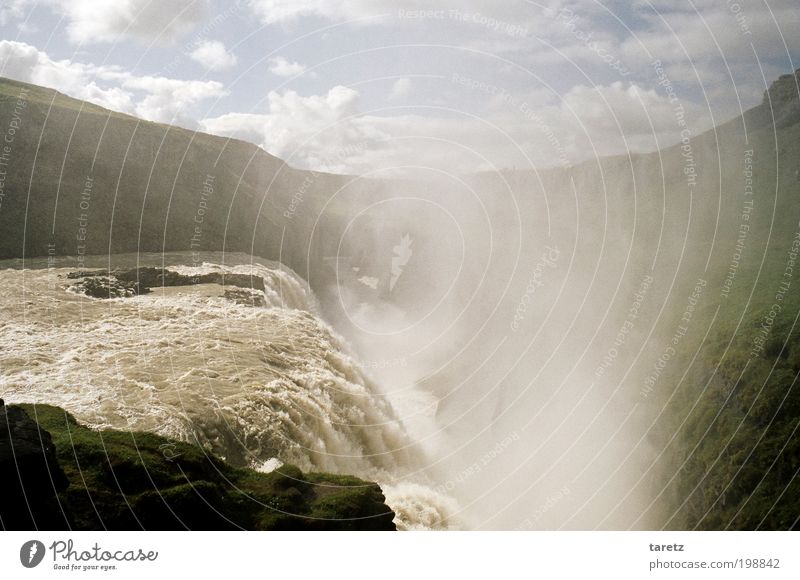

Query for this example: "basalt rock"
[0,405,69,529]
[223,287,268,307]
[1,404,396,531]
[69,267,266,299]
[70,275,145,298]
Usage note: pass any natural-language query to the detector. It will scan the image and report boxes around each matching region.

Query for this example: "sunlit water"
[0,252,457,530]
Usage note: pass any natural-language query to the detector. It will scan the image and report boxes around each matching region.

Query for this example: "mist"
[308,162,673,529]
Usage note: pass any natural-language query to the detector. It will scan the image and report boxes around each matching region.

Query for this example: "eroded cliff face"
[762,69,800,129]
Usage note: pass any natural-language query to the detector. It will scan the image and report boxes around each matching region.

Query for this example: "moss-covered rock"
[3,404,395,531]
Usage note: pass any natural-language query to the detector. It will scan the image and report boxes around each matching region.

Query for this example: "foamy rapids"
[0,252,457,530]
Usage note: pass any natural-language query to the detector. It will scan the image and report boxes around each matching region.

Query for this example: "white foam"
[0,252,455,530]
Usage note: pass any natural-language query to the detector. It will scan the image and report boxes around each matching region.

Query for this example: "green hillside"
[0,76,360,277]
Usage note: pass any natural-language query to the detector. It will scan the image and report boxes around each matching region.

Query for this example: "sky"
[0,0,798,175]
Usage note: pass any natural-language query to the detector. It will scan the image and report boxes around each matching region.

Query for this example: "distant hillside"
[4,71,797,299]
[0,76,364,279]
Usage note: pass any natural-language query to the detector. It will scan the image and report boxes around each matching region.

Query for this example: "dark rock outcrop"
[0,405,69,529]
[763,69,800,129]
[1,404,396,531]
[113,267,266,291]
[223,287,268,307]
[68,267,266,299]
[70,275,145,298]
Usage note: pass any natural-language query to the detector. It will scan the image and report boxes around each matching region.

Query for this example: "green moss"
[14,404,395,531]
[654,304,800,530]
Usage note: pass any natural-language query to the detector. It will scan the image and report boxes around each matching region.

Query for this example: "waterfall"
[0,252,457,530]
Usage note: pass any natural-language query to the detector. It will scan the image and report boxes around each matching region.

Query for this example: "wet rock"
[0,405,69,529]
[223,288,267,307]
[69,267,266,299]
[66,270,107,279]
[6,404,396,531]
[70,275,144,298]
[114,268,265,291]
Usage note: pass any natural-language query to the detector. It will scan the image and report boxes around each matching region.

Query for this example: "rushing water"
[0,252,457,530]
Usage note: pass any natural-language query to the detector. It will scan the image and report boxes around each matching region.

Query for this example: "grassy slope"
[650,91,800,530]
[0,76,362,277]
[16,404,395,531]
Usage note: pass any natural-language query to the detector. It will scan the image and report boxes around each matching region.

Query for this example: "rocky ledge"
[0,402,69,528]
[762,68,800,129]
[67,267,266,301]
[0,403,396,530]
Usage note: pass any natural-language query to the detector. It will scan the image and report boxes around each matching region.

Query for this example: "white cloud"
[390,78,412,100]
[16,21,38,35]
[247,0,358,24]
[8,0,208,44]
[0,40,227,127]
[201,85,380,172]
[4,0,790,177]
[247,0,536,25]
[242,0,797,129]
[190,40,237,71]
[558,82,709,153]
[268,56,307,77]
[199,78,701,175]
[0,1,27,25]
